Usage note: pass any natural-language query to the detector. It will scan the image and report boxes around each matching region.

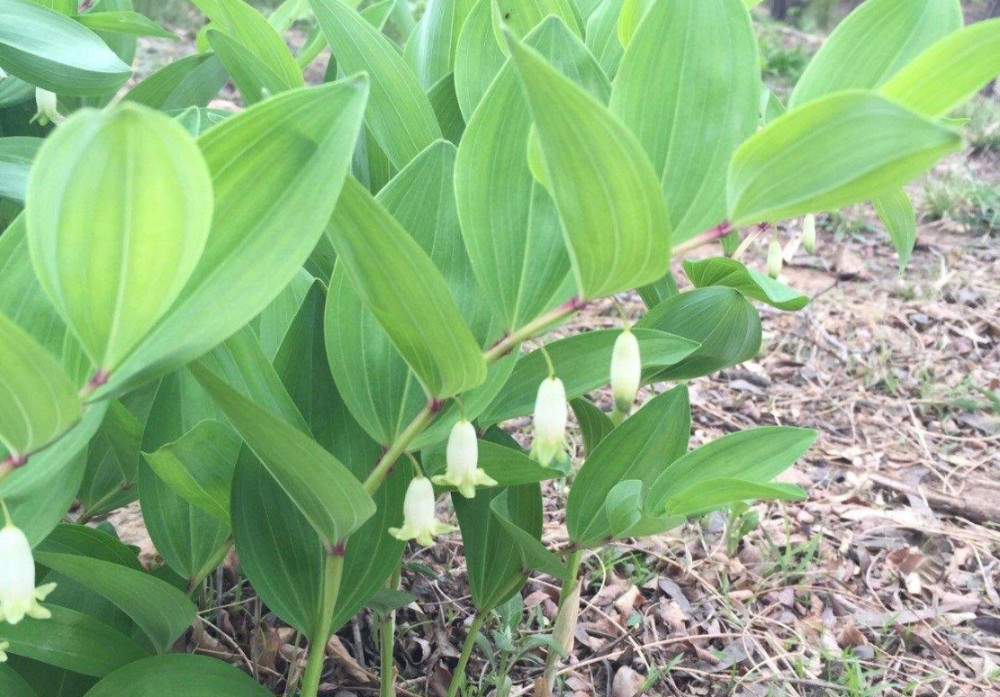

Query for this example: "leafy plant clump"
[0,0,997,694]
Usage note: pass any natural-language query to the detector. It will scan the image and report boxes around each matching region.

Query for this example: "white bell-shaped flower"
[529,377,569,467]
[32,88,63,127]
[0,67,7,83]
[432,420,497,499]
[389,477,455,546]
[0,522,56,625]
[767,239,783,279]
[0,639,8,663]
[802,214,817,254]
[611,329,641,414]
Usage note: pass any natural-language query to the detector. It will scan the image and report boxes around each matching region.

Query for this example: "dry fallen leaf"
[611,666,645,697]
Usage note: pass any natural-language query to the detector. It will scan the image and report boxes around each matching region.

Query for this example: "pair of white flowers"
[391,328,643,547]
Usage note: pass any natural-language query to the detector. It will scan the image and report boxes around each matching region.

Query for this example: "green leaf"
[77,400,144,518]
[0,137,40,204]
[491,0,580,42]
[144,420,240,522]
[27,103,214,375]
[404,0,477,89]
[311,0,441,169]
[504,32,671,299]
[570,398,614,456]
[2,606,149,677]
[455,17,605,330]
[610,0,760,242]
[789,0,962,108]
[428,73,465,143]
[615,0,650,47]
[83,654,272,697]
[880,18,1000,118]
[603,480,683,539]
[683,257,809,311]
[0,667,37,697]
[728,91,961,225]
[647,426,817,512]
[567,385,689,546]
[662,478,806,518]
[456,483,543,611]
[189,0,302,94]
[36,523,142,571]
[584,0,624,79]
[637,288,761,381]
[124,53,227,111]
[453,0,506,119]
[480,328,697,424]
[32,552,197,652]
[0,0,131,96]
[99,78,368,397]
[0,404,105,546]
[75,11,177,39]
[326,175,487,400]
[490,490,568,580]
[0,312,82,457]
[872,187,917,271]
[192,364,376,547]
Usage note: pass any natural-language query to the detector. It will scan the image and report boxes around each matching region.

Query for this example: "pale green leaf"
[124,53,227,111]
[0,0,131,96]
[683,257,809,311]
[881,18,1000,118]
[0,137,41,204]
[404,0,477,89]
[27,103,214,375]
[873,187,917,271]
[99,78,368,397]
[311,0,442,169]
[728,91,961,225]
[790,0,962,108]
[453,0,506,120]
[663,478,806,518]
[610,0,760,242]
[326,175,487,400]
[75,11,177,39]
[505,33,671,299]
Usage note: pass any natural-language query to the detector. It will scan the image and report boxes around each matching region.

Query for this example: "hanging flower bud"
[529,377,569,467]
[767,238,783,279]
[0,639,8,662]
[802,214,817,254]
[611,329,641,415]
[432,420,497,499]
[389,477,455,546]
[32,88,63,127]
[0,521,56,625]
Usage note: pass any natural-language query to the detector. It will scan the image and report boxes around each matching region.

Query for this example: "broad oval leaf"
[2,605,149,677]
[662,478,807,518]
[32,552,197,652]
[311,0,441,169]
[83,654,272,697]
[480,328,697,424]
[636,287,761,382]
[727,91,962,225]
[124,52,227,111]
[455,17,604,330]
[0,0,131,96]
[505,33,671,299]
[683,257,809,311]
[789,0,962,108]
[404,0,477,89]
[97,78,369,398]
[0,312,82,458]
[647,426,817,513]
[490,489,568,580]
[566,385,690,546]
[880,18,1000,118]
[610,0,760,242]
[27,103,214,375]
[326,175,487,400]
[453,0,506,119]
[192,364,376,547]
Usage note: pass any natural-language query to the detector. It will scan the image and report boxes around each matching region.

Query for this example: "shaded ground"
[104,6,1000,696]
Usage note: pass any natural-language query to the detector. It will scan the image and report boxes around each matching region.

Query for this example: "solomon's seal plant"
[0,0,997,694]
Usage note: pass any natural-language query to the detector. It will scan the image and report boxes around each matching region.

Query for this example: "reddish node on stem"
[2,453,28,469]
[331,541,347,557]
[429,399,446,414]
[89,370,110,388]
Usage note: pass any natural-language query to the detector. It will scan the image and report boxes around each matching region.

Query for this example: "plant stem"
[484,299,583,364]
[364,403,438,496]
[380,566,402,697]
[446,611,487,697]
[542,550,582,692]
[300,551,346,697]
